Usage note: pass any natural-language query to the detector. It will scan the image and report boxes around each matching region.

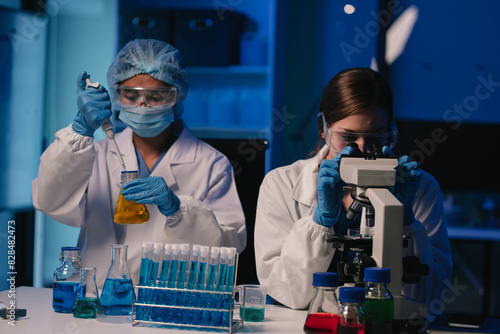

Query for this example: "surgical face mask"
[118,104,174,138]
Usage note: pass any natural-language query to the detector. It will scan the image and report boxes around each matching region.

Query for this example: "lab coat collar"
[290,145,330,207]
[109,123,198,189]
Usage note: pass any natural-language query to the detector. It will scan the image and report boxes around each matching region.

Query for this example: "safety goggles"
[320,112,398,153]
[114,85,178,108]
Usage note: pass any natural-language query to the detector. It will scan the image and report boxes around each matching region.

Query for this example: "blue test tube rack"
[132,245,244,333]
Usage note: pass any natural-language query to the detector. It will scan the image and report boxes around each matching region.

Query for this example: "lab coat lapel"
[150,124,197,191]
[290,145,329,210]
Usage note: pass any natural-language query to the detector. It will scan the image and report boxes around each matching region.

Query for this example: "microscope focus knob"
[402,256,430,284]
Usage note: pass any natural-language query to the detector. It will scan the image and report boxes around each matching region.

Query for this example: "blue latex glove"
[72,71,112,137]
[313,146,354,227]
[121,176,180,217]
[382,146,422,226]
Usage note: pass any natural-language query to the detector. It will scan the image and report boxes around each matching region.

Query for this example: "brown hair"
[312,67,393,155]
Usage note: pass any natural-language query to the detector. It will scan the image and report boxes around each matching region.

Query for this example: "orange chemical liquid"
[114,190,150,224]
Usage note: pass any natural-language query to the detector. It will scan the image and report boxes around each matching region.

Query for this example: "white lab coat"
[255,145,452,310]
[32,123,246,288]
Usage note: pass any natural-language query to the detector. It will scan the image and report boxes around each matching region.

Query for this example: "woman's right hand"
[72,71,112,137]
[313,146,353,227]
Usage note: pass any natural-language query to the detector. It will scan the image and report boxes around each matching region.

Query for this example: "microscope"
[331,143,429,331]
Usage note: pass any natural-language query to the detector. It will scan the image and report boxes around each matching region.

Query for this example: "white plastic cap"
[171,244,180,254]
[180,243,190,254]
[153,242,164,254]
[164,243,173,254]
[199,245,210,256]
[210,246,220,258]
[226,247,237,258]
[192,244,202,255]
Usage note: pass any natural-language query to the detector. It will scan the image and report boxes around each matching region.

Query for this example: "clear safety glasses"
[320,112,398,154]
[114,85,178,108]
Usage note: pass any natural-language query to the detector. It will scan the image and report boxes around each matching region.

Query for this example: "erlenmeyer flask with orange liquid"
[114,171,150,224]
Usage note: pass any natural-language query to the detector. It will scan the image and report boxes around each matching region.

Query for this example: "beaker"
[72,267,102,319]
[100,244,135,317]
[114,171,150,224]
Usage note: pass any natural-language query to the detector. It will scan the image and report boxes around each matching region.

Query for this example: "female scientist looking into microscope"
[32,39,246,288]
[254,67,452,311]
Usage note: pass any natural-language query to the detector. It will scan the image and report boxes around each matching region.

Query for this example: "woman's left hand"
[121,176,180,217]
[382,146,422,226]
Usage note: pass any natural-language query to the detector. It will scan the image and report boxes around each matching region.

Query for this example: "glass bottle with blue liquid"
[99,244,135,319]
[53,246,81,313]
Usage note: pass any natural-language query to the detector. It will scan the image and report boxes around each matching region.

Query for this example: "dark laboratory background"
[1,0,500,317]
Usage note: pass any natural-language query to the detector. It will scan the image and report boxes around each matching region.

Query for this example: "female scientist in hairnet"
[254,68,452,312]
[32,39,246,288]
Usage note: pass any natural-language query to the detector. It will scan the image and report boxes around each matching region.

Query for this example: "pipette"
[85,77,127,171]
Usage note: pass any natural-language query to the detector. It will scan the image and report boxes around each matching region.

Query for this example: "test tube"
[193,246,209,325]
[136,242,153,320]
[144,243,163,320]
[162,244,180,323]
[222,247,237,326]
[202,246,220,326]
[212,247,229,327]
[152,244,172,322]
[173,244,190,324]
[183,245,201,324]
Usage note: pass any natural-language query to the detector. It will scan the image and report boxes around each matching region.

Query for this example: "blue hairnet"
[107,39,188,118]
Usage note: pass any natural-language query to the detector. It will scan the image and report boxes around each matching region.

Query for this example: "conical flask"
[114,171,150,224]
[100,244,136,316]
[72,267,102,319]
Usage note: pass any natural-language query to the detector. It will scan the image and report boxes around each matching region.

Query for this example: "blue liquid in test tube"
[145,242,163,321]
[137,242,153,320]
[222,247,237,327]
[172,244,190,324]
[212,247,228,327]
[193,245,209,325]
[202,246,219,327]
[182,244,201,324]
[152,243,172,321]
[162,244,180,323]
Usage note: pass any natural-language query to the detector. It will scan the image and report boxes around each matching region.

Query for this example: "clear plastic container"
[114,171,150,224]
[52,246,81,313]
[303,272,340,334]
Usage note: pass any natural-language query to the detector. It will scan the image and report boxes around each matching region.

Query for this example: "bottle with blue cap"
[52,246,81,313]
[303,272,340,334]
[338,287,366,334]
[363,267,393,334]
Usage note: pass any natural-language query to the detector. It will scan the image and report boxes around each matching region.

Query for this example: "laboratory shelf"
[191,127,271,140]
[187,65,270,76]
[447,226,500,241]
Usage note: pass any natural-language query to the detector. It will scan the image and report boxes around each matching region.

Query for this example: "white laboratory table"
[0,287,308,333]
